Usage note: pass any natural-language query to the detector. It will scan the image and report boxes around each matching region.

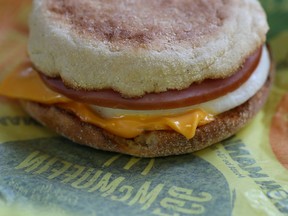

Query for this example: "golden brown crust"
[20,64,273,157]
[47,0,227,47]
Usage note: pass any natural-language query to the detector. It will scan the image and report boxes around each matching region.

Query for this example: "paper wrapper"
[0,1,287,215]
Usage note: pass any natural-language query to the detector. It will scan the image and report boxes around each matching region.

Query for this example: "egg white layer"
[91,45,270,118]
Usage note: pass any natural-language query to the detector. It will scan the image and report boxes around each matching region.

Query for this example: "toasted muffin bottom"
[20,63,273,157]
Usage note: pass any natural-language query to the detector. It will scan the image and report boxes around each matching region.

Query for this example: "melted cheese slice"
[0,65,214,139]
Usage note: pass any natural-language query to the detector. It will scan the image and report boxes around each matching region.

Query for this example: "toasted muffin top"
[28,0,268,97]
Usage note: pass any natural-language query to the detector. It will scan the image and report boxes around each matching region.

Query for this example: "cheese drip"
[0,66,214,139]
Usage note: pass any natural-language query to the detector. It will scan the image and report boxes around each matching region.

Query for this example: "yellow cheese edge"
[0,64,214,139]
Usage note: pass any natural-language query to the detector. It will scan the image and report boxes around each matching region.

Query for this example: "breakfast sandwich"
[0,0,272,157]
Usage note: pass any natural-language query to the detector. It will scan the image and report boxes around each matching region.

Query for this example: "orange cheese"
[0,62,71,104]
[0,64,214,139]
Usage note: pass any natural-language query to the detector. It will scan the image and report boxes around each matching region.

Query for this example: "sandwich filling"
[0,46,270,139]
